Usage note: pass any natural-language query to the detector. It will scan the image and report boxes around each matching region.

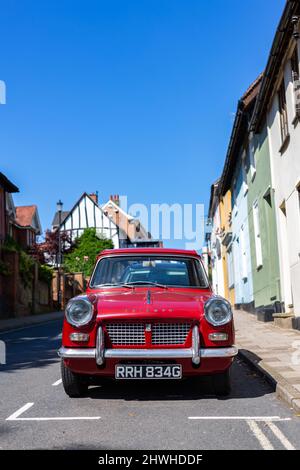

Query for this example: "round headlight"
[65,296,94,327]
[204,297,232,327]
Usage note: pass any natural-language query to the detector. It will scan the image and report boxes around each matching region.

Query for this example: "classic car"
[58,248,237,397]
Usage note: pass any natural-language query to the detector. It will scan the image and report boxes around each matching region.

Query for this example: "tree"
[31,229,72,265]
[63,228,113,276]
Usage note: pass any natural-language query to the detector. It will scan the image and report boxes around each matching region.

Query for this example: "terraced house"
[218,77,264,313]
[208,179,225,298]
[207,0,300,329]
[251,0,300,328]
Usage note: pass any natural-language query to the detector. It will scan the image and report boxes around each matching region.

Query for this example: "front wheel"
[61,360,89,398]
[212,369,231,396]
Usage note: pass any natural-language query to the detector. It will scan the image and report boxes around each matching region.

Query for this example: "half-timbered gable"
[55,193,119,248]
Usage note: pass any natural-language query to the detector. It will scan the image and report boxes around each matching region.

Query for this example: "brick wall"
[0,251,53,319]
[52,271,85,310]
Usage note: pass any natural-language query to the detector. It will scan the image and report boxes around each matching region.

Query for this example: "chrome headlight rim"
[65,296,94,327]
[204,296,233,327]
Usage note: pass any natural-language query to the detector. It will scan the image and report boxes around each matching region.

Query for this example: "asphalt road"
[0,319,299,450]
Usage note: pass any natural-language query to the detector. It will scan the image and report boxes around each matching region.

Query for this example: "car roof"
[97,248,200,259]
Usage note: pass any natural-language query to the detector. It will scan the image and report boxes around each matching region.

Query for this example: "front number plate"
[115,364,182,380]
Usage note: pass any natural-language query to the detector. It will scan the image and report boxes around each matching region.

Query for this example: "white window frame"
[240,225,248,280]
[227,247,234,289]
[248,133,256,180]
[278,78,289,145]
[291,45,300,120]
[253,200,263,269]
[242,150,248,196]
[232,179,238,218]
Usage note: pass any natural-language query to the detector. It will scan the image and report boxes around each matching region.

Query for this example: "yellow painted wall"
[219,190,235,306]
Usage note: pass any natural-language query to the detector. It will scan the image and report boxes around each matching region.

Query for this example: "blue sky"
[1,0,286,248]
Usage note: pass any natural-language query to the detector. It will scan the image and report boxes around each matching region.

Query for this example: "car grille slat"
[105,322,191,346]
[152,323,191,345]
[106,323,145,345]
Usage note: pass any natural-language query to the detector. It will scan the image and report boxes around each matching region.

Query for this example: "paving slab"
[235,309,300,414]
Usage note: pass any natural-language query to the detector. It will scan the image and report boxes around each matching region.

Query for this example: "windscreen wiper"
[94,282,168,289]
[120,281,168,289]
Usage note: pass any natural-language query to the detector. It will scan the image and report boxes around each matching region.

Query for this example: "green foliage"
[19,251,35,287]
[64,228,113,276]
[0,259,11,276]
[38,265,53,285]
[2,235,21,253]
[2,236,34,287]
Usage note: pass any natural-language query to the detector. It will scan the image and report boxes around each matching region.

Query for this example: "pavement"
[0,318,300,450]
[235,309,300,414]
[0,311,64,332]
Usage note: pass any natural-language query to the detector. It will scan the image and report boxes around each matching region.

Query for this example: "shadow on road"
[85,358,273,402]
[0,320,62,374]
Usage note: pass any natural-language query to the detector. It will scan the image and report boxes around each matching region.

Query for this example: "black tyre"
[61,360,89,398]
[212,369,231,396]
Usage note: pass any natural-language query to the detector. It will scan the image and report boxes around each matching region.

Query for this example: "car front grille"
[106,323,146,345]
[105,322,191,346]
[151,323,191,345]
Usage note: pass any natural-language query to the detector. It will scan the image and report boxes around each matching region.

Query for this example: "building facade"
[247,124,281,316]
[218,190,234,304]
[209,77,282,317]
[52,193,160,251]
[231,157,253,310]
[102,195,160,248]
[208,181,224,297]
[0,172,19,244]
[14,205,42,249]
[102,195,140,247]
[251,0,300,324]
[208,1,300,329]
[52,193,120,248]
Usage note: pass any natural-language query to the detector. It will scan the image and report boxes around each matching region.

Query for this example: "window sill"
[279,133,290,155]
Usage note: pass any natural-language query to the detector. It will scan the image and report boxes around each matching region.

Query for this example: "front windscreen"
[90,256,208,288]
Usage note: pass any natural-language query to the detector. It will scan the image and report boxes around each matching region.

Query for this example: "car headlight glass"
[204,297,232,326]
[65,296,94,327]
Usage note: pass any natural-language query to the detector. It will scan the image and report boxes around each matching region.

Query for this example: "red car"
[58,248,237,397]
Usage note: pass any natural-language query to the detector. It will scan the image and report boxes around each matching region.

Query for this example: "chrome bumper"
[58,325,238,364]
[58,346,238,360]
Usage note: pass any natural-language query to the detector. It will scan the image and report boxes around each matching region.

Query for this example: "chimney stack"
[89,192,98,204]
[110,194,120,206]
